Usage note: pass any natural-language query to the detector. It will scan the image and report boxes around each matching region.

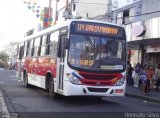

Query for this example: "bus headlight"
[114,77,125,86]
[66,73,82,85]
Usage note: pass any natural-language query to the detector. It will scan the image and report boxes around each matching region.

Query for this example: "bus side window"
[31,39,35,56]
[23,42,27,57]
[30,39,34,56]
[26,41,30,57]
[49,31,59,56]
[28,39,34,57]
[40,35,47,56]
[33,37,41,56]
[19,44,24,59]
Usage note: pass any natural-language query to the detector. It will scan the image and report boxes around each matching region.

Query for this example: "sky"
[0,0,49,51]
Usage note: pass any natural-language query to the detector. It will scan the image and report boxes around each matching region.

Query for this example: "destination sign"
[70,21,124,37]
[77,23,118,35]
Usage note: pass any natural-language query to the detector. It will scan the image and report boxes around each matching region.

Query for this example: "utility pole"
[54,0,59,25]
[65,0,69,10]
[69,0,74,19]
[49,0,52,19]
[106,0,112,22]
[48,0,59,25]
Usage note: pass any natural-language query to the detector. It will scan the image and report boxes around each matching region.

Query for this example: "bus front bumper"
[62,80,126,97]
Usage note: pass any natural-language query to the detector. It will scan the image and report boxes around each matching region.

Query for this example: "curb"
[0,90,18,118]
[0,91,8,112]
[125,92,160,103]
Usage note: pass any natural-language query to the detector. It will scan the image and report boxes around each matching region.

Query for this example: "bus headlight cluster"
[66,73,82,85]
[114,77,125,86]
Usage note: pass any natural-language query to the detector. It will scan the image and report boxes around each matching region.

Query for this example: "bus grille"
[78,71,122,86]
[79,72,120,80]
[82,81,112,86]
[87,87,109,93]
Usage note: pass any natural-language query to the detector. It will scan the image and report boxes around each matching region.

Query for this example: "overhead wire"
[35,0,160,20]
[55,0,160,19]
[47,0,108,5]
[112,10,160,20]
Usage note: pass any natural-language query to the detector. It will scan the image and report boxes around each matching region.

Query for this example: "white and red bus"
[16,19,127,98]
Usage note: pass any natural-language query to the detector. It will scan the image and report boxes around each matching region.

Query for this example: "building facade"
[54,0,109,24]
[111,0,160,66]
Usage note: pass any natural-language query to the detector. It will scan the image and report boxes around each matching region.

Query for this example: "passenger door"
[57,34,67,92]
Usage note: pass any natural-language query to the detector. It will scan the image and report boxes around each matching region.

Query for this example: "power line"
[113,10,160,20]
[36,0,160,21]
[73,2,108,6]
[50,0,108,5]
[54,1,160,19]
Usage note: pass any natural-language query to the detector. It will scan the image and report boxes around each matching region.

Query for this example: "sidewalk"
[0,89,18,118]
[125,85,160,103]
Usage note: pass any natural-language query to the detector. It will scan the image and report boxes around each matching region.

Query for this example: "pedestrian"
[151,64,158,89]
[146,66,154,94]
[140,70,147,95]
[139,66,145,90]
[127,63,134,86]
[133,63,141,87]
[155,64,160,91]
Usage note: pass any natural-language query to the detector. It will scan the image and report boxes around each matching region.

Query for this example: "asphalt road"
[0,69,160,118]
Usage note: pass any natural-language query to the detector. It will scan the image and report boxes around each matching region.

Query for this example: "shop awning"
[127,38,160,46]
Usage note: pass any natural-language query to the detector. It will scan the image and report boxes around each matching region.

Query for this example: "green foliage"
[0,51,9,63]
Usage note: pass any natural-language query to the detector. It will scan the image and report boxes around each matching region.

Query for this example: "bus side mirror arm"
[57,44,61,57]
[57,36,68,57]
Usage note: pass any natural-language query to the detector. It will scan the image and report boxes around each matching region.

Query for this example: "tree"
[0,51,9,67]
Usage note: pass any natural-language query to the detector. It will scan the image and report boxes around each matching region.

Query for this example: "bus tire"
[23,72,30,88]
[48,78,60,99]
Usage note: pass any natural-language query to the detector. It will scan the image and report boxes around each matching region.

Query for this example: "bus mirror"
[64,38,69,49]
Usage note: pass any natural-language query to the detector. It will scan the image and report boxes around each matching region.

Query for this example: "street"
[1,0,160,118]
[0,69,160,118]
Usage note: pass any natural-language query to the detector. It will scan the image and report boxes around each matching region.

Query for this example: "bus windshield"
[68,35,126,72]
